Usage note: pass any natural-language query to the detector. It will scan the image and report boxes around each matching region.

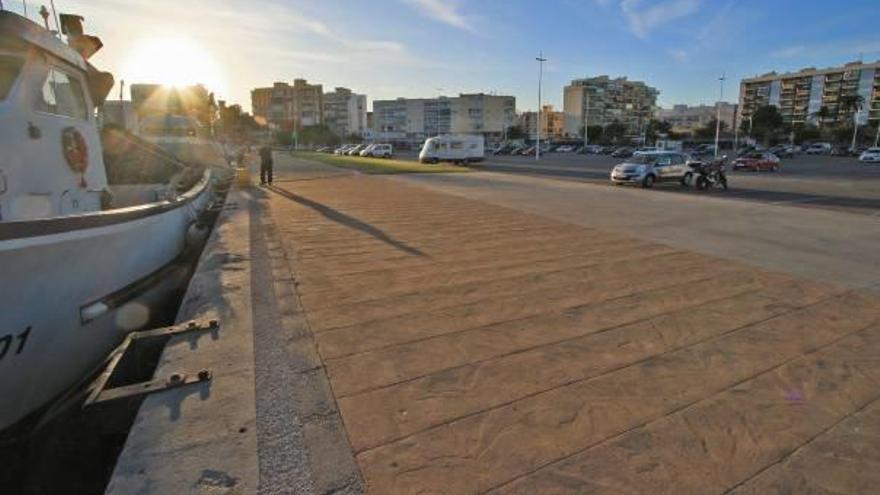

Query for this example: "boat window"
[36,68,88,120]
[0,55,23,101]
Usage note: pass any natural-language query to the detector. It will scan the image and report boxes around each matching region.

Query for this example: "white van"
[419,135,485,164]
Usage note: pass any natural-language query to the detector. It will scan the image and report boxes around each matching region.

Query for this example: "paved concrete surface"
[268,155,879,493]
[398,170,880,291]
[109,153,880,494]
[395,151,880,216]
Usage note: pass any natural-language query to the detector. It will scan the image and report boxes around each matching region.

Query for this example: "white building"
[323,87,367,139]
[372,93,516,143]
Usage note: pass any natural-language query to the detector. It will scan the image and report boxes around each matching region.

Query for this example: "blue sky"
[8,0,880,112]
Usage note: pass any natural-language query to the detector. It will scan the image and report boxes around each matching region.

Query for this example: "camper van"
[419,134,485,164]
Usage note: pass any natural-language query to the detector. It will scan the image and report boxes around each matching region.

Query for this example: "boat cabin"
[0,11,113,222]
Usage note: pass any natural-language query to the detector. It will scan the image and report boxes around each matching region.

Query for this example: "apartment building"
[519,105,566,140]
[738,60,880,127]
[372,93,516,142]
[250,78,323,130]
[563,76,659,137]
[656,103,737,135]
[323,87,367,139]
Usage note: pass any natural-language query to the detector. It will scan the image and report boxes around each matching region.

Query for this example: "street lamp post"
[875,118,880,147]
[851,110,862,151]
[583,88,590,149]
[536,53,546,161]
[714,73,725,158]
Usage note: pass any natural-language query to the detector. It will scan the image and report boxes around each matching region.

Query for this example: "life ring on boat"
[62,127,89,174]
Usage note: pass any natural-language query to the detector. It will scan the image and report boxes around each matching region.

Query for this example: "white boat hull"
[0,173,213,431]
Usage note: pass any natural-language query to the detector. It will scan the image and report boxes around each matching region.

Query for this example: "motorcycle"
[691,156,728,191]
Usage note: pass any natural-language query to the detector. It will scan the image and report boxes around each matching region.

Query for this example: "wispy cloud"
[771,40,880,59]
[621,0,702,38]
[596,0,702,38]
[402,0,474,32]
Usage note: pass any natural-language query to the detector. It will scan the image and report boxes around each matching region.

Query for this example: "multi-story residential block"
[738,61,880,128]
[656,103,737,135]
[251,78,323,130]
[519,105,566,140]
[372,93,516,143]
[563,76,659,137]
[323,87,367,139]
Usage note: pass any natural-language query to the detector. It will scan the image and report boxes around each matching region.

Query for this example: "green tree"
[604,120,628,145]
[810,105,831,130]
[793,124,821,144]
[695,118,727,140]
[298,124,340,146]
[646,119,674,142]
[750,105,785,145]
[578,125,606,143]
[505,125,526,140]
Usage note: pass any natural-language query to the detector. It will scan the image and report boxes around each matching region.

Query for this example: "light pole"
[851,110,862,151]
[583,87,590,149]
[536,53,546,161]
[714,73,725,158]
[875,118,880,147]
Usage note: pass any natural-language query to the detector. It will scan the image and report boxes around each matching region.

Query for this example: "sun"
[122,37,225,94]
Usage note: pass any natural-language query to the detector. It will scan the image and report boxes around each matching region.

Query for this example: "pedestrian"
[259,145,274,186]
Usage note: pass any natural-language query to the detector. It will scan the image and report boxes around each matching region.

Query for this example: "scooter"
[692,156,728,191]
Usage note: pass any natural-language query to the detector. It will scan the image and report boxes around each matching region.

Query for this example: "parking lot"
[392,150,880,216]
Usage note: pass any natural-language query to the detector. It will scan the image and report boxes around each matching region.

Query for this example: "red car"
[733,152,781,172]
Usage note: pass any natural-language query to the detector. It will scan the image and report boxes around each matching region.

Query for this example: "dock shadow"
[267,185,426,257]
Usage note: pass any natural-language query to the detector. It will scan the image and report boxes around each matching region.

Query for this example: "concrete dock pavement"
[108,154,880,494]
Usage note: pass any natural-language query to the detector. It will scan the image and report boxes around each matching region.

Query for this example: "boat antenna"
[50,0,60,35]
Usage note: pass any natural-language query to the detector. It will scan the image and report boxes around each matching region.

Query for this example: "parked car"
[805,142,832,155]
[769,145,797,158]
[610,152,694,188]
[859,147,880,163]
[334,144,353,155]
[633,146,659,157]
[346,144,368,156]
[555,145,576,153]
[358,144,376,157]
[611,147,633,158]
[368,143,394,158]
[733,152,781,172]
[692,144,716,157]
[581,144,602,154]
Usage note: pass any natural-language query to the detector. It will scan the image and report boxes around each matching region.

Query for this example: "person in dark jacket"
[259,145,273,185]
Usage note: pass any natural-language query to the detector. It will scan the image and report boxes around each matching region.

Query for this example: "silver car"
[610,152,694,188]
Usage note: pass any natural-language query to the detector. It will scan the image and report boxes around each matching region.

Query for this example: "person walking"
[259,145,274,186]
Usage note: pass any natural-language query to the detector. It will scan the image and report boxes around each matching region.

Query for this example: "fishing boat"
[0,11,215,432]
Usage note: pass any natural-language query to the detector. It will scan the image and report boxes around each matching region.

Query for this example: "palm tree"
[838,94,865,122]
[810,105,831,129]
[838,94,866,149]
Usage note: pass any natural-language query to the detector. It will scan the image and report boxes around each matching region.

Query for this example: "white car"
[369,143,394,158]
[555,145,575,153]
[633,147,660,157]
[359,144,376,157]
[805,142,832,155]
[859,147,880,163]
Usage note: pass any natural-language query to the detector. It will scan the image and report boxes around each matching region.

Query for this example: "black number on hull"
[0,326,30,361]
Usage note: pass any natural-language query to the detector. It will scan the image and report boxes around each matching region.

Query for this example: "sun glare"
[122,37,225,94]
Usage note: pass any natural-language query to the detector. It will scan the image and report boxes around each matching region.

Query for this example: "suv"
[611,152,693,188]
